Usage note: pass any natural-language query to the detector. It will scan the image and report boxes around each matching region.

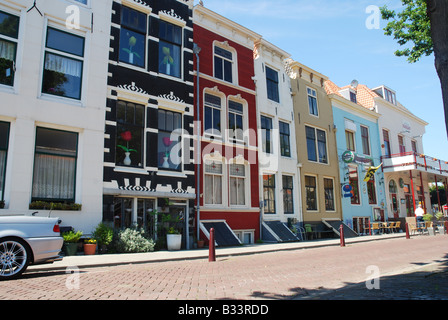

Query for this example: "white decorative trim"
[117,82,148,95]
[121,0,152,14]
[159,9,186,27]
[158,91,185,104]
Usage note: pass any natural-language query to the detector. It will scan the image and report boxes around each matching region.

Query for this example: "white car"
[0,215,63,280]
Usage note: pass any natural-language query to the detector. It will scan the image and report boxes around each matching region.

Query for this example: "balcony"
[381,151,448,178]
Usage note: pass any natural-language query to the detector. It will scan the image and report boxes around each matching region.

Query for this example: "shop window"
[42,27,85,100]
[32,127,78,202]
[119,6,146,68]
[159,20,182,78]
[116,101,144,167]
[0,10,19,86]
[158,109,182,171]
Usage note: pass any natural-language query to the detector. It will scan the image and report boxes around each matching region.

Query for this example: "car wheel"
[0,238,30,280]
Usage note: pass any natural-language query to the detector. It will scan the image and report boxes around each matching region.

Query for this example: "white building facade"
[0,0,112,233]
[254,39,301,234]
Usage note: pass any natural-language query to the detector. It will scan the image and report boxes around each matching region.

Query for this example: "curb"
[28,233,406,272]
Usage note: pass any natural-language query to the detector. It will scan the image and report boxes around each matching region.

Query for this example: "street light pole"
[193,43,201,242]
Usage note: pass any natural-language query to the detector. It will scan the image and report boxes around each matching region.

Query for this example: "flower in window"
[118,131,137,153]
[162,46,174,75]
[122,33,141,64]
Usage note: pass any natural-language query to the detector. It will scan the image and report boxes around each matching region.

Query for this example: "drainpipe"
[193,43,201,241]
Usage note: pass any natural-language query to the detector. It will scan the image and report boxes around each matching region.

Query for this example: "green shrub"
[92,223,114,245]
[114,227,155,253]
[62,230,83,243]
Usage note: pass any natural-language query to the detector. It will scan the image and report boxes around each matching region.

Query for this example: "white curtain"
[32,154,75,200]
[0,150,5,195]
[0,40,15,61]
[230,177,245,205]
[45,53,82,77]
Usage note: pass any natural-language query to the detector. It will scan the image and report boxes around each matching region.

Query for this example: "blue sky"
[197,0,448,161]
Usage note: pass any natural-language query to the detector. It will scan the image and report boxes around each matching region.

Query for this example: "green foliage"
[92,223,114,246]
[113,227,155,253]
[167,227,180,234]
[423,213,434,221]
[380,0,433,63]
[435,211,444,220]
[29,201,82,211]
[62,230,83,243]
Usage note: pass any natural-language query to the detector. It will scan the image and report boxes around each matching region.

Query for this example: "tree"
[381,0,448,137]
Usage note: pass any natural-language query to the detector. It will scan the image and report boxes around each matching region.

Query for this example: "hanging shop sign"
[342,184,353,198]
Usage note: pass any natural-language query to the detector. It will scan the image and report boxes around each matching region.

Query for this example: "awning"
[200,220,241,247]
[322,219,358,238]
[262,221,299,242]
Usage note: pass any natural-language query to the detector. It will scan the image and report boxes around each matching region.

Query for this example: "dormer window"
[384,88,396,105]
[350,91,357,103]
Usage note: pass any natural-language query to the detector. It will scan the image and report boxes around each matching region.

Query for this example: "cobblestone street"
[0,235,447,301]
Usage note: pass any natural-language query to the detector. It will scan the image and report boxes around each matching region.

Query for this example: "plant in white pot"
[166,227,182,251]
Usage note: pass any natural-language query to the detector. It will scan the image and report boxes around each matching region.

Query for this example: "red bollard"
[444,221,448,235]
[405,222,410,239]
[209,228,216,262]
[339,224,345,247]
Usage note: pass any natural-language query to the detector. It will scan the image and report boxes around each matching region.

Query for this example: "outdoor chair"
[394,221,401,233]
[371,222,381,235]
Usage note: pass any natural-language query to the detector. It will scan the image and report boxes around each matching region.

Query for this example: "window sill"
[39,93,83,108]
[157,170,187,178]
[114,166,149,175]
[0,84,16,95]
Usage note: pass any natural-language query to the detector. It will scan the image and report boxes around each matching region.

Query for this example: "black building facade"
[103,0,195,249]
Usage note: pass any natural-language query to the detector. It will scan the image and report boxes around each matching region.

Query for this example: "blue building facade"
[328,88,388,235]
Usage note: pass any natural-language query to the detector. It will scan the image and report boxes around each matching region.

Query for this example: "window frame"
[263,174,276,214]
[367,174,377,205]
[266,66,280,103]
[261,115,273,154]
[229,163,246,206]
[203,92,223,139]
[348,164,360,205]
[398,134,406,154]
[119,6,148,69]
[228,99,244,143]
[204,161,223,206]
[279,121,291,157]
[158,109,183,171]
[324,177,335,211]
[213,44,234,84]
[42,26,85,100]
[307,87,318,116]
[282,175,294,214]
[0,9,20,87]
[305,175,318,211]
[360,125,371,156]
[345,130,355,152]
[306,125,328,164]
[0,121,10,201]
[383,129,391,157]
[31,127,79,203]
[158,20,182,78]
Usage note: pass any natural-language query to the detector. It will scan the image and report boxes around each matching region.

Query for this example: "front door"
[405,195,414,217]
[391,193,399,219]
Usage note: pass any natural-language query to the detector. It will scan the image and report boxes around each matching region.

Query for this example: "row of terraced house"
[1,0,447,249]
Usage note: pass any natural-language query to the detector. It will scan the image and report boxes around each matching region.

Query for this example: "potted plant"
[166,227,182,251]
[423,213,435,236]
[83,238,97,255]
[435,211,445,234]
[62,230,83,256]
[92,223,114,254]
[117,131,137,166]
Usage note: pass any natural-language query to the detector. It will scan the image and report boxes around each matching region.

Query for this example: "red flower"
[120,131,132,142]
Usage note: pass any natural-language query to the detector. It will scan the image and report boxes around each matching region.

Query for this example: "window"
[279,121,290,157]
[350,91,357,103]
[32,127,78,202]
[282,175,294,214]
[228,100,244,142]
[266,66,279,103]
[361,126,370,155]
[263,174,275,214]
[204,161,222,205]
[367,175,377,205]
[42,27,85,100]
[348,165,360,205]
[305,175,317,211]
[261,116,273,154]
[158,109,182,171]
[214,46,233,83]
[204,93,222,137]
[345,130,355,152]
[159,20,182,78]
[116,101,144,167]
[324,178,335,211]
[411,140,417,153]
[0,10,19,87]
[398,135,405,154]
[307,88,318,116]
[74,0,87,4]
[229,164,245,206]
[0,121,9,200]
[119,6,146,68]
[384,88,396,105]
[306,126,327,164]
[383,129,391,157]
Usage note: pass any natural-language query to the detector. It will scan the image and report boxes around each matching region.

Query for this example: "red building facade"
[193,5,261,245]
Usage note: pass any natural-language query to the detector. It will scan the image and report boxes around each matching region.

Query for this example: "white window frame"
[204,160,224,206]
[229,162,247,207]
[307,87,318,116]
[213,41,238,85]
